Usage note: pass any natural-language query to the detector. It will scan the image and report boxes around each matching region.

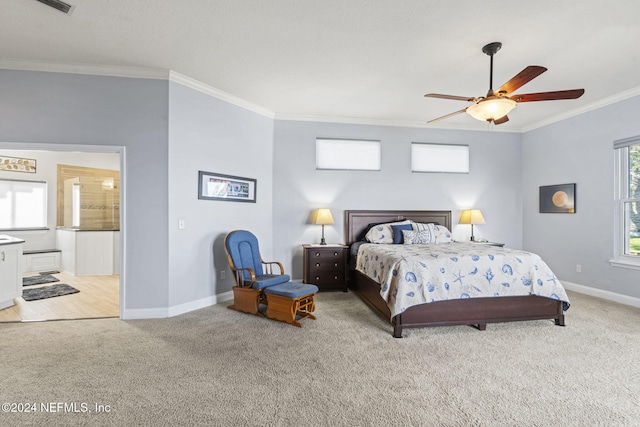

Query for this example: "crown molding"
[0,59,275,119]
[168,71,274,119]
[2,59,639,132]
[522,86,640,133]
[0,58,168,80]
[0,59,275,118]
[274,113,522,132]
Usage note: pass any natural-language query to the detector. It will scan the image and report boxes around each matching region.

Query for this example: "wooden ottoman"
[263,282,318,327]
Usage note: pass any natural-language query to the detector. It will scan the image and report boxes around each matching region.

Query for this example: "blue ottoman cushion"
[264,282,318,298]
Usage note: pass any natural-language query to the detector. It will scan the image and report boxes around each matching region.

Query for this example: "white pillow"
[365,220,412,244]
[402,229,436,245]
[413,222,453,244]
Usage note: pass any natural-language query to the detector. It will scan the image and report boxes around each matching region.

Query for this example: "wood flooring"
[0,271,119,322]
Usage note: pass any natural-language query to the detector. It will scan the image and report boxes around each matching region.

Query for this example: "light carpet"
[0,290,638,426]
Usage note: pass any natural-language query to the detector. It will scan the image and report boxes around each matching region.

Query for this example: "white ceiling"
[3,0,640,132]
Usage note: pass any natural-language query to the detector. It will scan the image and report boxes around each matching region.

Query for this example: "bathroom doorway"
[0,143,124,322]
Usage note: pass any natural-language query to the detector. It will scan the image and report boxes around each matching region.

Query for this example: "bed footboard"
[351,270,565,338]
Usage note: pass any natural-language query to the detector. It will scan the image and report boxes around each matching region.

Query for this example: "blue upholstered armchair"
[224,230,290,315]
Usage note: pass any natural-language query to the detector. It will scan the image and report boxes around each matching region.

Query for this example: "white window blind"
[411,143,469,173]
[0,178,48,230]
[316,138,381,171]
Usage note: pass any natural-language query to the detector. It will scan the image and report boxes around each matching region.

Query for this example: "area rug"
[21,284,79,301]
[22,274,60,287]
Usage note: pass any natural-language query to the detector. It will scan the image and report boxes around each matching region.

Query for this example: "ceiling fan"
[425,42,585,125]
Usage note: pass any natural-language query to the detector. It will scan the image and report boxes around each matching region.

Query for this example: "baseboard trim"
[122,291,234,320]
[562,280,640,308]
[122,307,169,320]
[215,290,234,303]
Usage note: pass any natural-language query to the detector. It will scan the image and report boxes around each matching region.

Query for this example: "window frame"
[411,142,470,173]
[611,135,640,270]
[0,178,49,232]
[315,138,381,171]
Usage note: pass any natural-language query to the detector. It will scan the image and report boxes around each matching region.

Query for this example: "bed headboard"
[345,210,452,245]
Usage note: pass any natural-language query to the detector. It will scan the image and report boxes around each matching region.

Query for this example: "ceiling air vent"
[36,0,73,14]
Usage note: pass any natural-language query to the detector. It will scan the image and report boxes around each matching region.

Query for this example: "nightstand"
[302,244,348,291]
[471,241,505,247]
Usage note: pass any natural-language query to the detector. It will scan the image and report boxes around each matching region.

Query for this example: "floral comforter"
[355,242,570,319]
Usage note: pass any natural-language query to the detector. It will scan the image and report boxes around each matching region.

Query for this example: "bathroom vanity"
[0,235,25,310]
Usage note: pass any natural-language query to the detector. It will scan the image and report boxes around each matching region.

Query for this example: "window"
[612,136,640,269]
[0,179,48,230]
[316,138,381,171]
[411,143,469,173]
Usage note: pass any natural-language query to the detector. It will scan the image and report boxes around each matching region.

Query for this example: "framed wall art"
[0,156,37,173]
[539,183,576,213]
[198,171,256,203]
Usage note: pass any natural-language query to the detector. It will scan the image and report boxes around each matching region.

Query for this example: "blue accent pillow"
[391,223,413,244]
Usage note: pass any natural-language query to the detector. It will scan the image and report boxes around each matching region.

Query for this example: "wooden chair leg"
[266,293,316,327]
[228,286,264,317]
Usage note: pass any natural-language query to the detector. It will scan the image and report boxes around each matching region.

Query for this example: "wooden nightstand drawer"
[303,244,348,291]
[307,271,345,286]
[307,248,344,260]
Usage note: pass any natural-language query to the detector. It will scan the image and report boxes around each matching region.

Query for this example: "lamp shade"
[466,97,517,122]
[314,208,334,225]
[459,209,485,225]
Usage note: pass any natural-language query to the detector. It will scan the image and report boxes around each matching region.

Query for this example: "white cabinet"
[23,250,61,274]
[57,229,119,276]
[0,236,24,310]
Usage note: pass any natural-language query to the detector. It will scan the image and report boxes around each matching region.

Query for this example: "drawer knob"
[333,252,339,256]
[315,252,320,257]
[334,262,338,267]
[315,263,320,267]
[334,275,338,279]
[315,276,320,280]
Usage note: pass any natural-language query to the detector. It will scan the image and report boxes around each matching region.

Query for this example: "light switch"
[178,219,185,229]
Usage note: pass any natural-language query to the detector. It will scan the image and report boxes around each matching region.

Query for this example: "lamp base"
[320,238,327,245]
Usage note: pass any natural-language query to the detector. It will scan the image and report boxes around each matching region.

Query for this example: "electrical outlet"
[576,264,582,273]
[220,270,226,280]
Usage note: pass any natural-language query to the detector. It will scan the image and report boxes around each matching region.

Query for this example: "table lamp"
[313,208,334,245]
[459,209,485,241]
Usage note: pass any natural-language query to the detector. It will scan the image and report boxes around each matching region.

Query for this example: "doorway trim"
[0,141,126,320]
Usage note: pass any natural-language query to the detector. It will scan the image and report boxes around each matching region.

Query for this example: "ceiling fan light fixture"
[466,97,517,122]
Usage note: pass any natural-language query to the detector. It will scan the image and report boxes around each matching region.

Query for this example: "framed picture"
[0,156,37,173]
[198,171,256,203]
[539,183,576,213]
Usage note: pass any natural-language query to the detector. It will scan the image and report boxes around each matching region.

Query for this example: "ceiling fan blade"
[427,108,468,123]
[424,93,477,102]
[493,115,509,125]
[511,89,585,102]
[496,66,547,95]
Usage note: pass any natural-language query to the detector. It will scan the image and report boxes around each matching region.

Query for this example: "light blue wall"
[0,69,171,312]
[167,82,274,307]
[3,67,638,315]
[0,70,277,315]
[522,95,640,299]
[272,120,523,279]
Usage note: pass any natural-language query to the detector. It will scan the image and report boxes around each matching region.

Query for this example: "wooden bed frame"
[345,210,565,338]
